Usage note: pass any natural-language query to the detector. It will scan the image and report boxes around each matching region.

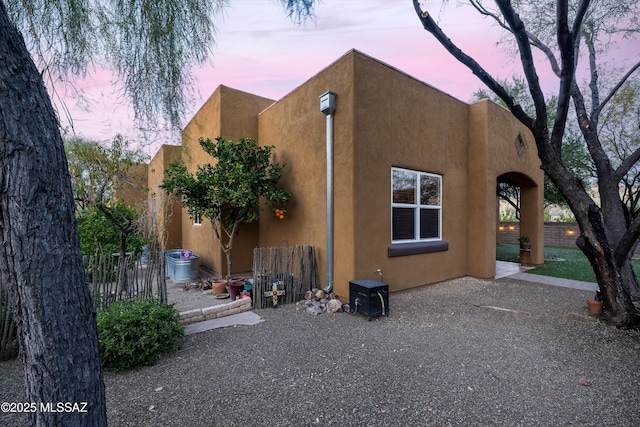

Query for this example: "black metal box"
[349,279,389,321]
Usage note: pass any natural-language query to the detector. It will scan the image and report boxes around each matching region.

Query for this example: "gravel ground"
[2,276,640,426]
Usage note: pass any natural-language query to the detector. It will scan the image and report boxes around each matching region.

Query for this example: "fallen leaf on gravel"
[579,378,590,386]
[155,387,163,392]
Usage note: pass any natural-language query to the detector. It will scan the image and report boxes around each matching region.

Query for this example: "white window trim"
[391,167,442,243]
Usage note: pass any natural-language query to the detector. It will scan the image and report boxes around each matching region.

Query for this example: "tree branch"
[546,0,576,156]
[571,0,591,60]
[594,60,640,120]
[571,82,610,176]
[585,35,601,123]
[615,215,640,266]
[469,0,562,77]
[494,1,549,137]
[614,146,640,182]
[411,0,534,128]
[468,0,511,32]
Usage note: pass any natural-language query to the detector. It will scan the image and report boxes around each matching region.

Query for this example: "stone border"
[178,297,252,325]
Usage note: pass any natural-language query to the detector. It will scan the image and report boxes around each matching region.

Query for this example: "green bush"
[97,298,184,372]
[77,204,148,256]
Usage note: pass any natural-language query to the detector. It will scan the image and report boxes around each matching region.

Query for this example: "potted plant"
[518,235,531,250]
[587,290,603,314]
[211,278,228,295]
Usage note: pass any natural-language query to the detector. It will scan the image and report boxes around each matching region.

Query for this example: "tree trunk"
[412,1,640,327]
[97,203,132,295]
[118,230,130,295]
[0,5,107,426]
[577,205,638,327]
[117,232,129,296]
[224,246,232,279]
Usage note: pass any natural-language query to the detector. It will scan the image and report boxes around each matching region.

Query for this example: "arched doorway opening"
[496,171,544,277]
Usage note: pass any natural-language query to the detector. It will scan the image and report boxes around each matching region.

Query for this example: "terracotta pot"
[212,279,228,295]
[228,281,245,300]
[587,299,603,314]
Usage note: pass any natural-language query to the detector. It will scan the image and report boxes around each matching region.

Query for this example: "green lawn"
[496,244,640,283]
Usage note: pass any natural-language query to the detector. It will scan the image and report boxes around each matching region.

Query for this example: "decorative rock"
[326,299,342,313]
[305,290,314,300]
[306,305,323,315]
[315,290,325,300]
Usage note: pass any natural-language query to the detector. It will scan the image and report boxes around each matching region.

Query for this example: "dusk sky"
[55,1,636,154]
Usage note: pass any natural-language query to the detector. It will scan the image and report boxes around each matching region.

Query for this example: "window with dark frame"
[391,167,442,243]
[192,212,202,226]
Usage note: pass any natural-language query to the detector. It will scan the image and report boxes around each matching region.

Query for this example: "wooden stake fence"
[84,249,167,311]
[252,245,320,309]
[1,249,167,361]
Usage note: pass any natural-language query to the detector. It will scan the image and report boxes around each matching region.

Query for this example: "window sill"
[388,241,449,257]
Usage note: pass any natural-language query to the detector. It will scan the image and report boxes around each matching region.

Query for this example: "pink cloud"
[54,1,638,154]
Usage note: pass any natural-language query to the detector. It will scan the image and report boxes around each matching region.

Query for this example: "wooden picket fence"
[0,249,167,361]
[252,245,320,309]
[85,249,167,311]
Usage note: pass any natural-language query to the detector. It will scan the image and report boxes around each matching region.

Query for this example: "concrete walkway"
[183,311,264,335]
[497,260,598,292]
[508,271,598,292]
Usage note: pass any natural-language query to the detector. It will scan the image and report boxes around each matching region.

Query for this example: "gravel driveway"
[2,276,639,426]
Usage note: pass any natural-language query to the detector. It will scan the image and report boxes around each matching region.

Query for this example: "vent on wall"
[515,132,528,157]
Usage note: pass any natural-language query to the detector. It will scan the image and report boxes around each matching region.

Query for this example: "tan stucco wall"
[148,49,545,295]
[258,53,356,297]
[180,86,274,275]
[148,145,182,249]
[349,53,472,293]
[258,51,473,297]
[258,50,544,297]
[471,100,544,272]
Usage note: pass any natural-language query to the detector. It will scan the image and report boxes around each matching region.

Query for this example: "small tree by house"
[66,135,149,295]
[161,137,291,278]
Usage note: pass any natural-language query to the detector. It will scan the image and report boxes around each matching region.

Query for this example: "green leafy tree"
[65,136,148,208]
[162,137,291,277]
[77,204,147,256]
[66,135,148,294]
[0,1,314,423]
[413,0,640,326]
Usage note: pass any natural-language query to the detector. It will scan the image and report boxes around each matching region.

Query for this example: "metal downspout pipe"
[320,91,336,293]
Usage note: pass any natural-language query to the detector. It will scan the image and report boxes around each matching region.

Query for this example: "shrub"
[97,298,184,372]
[77,204,148,256]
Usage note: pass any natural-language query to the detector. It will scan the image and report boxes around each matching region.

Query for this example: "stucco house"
[148,49,544,299]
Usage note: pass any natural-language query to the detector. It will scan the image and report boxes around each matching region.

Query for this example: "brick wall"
[498,222,580,248]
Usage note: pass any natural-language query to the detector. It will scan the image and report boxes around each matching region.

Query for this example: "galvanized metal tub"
[165,250,200,282]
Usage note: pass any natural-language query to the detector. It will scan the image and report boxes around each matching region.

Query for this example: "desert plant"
[96,298,183,372]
